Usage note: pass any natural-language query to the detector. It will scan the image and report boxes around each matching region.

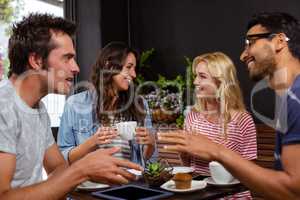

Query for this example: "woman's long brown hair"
[90,42,145,125]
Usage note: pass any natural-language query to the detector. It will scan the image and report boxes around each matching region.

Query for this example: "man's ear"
[28,53,43,70]
[275,33,289,52]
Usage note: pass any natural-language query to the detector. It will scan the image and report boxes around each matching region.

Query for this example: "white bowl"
[209,161,234,184]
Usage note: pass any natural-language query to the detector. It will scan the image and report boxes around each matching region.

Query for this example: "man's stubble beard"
[250,47,276,82]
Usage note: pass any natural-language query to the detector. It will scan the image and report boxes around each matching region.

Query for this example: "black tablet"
[92,184,173,200]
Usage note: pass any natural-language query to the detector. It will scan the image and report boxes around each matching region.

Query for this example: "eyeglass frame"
[244,32,290,48]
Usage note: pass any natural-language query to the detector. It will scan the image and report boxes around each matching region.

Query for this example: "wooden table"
[68,175,248,200]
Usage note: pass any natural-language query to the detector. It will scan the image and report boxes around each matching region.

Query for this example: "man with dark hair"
[158,12,300,199]
[0,13,141,199]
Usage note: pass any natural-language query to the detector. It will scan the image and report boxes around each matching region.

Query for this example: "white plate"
[203,177,240,186]
[160,180,207,193]
[77,181,110,190]
[171,166,195,175]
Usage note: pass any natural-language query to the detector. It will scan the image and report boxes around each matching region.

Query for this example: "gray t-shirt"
[0,80,54,188]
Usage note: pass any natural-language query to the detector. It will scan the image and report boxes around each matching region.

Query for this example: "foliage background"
[136,49,194,128]
[0,0,24,77]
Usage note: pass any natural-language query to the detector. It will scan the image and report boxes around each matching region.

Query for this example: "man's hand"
[158,130,222,161]
[80,147,143,185]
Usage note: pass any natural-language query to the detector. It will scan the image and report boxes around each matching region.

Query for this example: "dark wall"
[65,0,300,122]
[130,0,300,122]
[101,0,129,46]
[64,0,102,82]
[64,0,128,82]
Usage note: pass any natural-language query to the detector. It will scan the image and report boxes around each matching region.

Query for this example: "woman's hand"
[135,127,155,160]
[90,127,118,146]
[135,127,155,146]
[69,127,118,163]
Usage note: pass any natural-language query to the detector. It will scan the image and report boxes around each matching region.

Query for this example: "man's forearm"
[0,161,87,200]
[217,147,299,200]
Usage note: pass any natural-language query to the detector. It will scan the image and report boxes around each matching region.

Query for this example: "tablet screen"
[92,185,173,200]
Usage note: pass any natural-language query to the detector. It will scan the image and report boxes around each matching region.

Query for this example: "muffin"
[172,173,192,189]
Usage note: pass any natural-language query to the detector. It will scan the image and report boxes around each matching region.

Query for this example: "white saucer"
[127,168,142,176]
[160,180,207,193]
[203,177,240,186]
[77,181,110,190]
[171,166,195,175]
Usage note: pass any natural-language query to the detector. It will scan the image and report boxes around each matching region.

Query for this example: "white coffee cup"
[209,161,234,184]
[116,121,137,140]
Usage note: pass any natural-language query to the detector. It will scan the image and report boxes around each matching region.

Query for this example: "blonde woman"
[182,52,257,199]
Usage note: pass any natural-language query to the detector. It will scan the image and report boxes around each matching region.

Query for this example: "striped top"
[183,110,257,200]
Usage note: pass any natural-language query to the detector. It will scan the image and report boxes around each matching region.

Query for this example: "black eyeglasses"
[244,32,290,47]
[245,32,275,47]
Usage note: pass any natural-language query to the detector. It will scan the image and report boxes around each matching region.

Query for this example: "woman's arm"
[142,99,157,161]
[57,100,117,163]
[68,128,117,163]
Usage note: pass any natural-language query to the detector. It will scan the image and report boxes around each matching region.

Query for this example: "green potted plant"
[143,159,173,187]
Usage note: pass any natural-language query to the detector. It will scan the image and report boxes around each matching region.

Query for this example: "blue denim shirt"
[57,90,158,167]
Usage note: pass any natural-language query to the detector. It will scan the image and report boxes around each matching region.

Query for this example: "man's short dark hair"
[8,13,76,76]
[247,12,300,60]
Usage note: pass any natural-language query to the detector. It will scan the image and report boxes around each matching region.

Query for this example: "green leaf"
[139,48,155,67]
[184,56,195,90]
[176,114,184,128]
[135,74,145,85]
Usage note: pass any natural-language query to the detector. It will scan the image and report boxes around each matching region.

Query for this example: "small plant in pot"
[143,159,173,187]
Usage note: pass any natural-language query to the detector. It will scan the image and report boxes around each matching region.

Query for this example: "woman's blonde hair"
[192,52,245,137]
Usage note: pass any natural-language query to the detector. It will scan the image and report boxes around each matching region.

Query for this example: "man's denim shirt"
[57,90,158,167]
